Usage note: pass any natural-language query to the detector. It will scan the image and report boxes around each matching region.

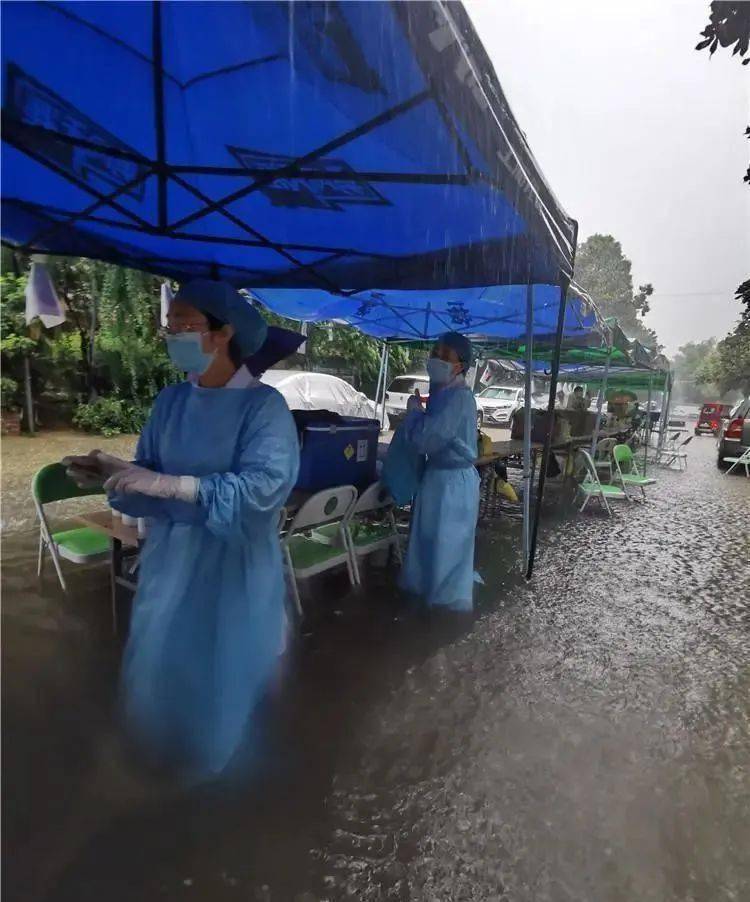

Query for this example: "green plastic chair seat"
[350,522,394,547]
[580,483,626,497]
[617,474,656,486]
[52,527,110,562]
[307,522,348,544]
[288,534,345,570]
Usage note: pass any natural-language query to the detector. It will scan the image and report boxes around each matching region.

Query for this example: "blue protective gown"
[398,381,480,611]
[109,375,299,776]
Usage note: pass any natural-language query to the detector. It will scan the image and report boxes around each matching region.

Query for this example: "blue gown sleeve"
[196,390,299,543]
[108,389,205,523]
[403,388,475,458]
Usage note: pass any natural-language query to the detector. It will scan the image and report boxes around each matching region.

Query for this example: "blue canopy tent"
[1,0,580,577]
[253,283,597,341]
[252,282,599,573]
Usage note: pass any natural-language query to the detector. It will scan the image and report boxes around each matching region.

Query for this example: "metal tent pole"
[522,282,534,572]
[379,342,390,428]
[590,347,612,457]
[23,354,35,435]
[643,375,653,475]
[526,268,573,580]
[374,340,387,426]
[657,374,672,455]
[12,253,35,435]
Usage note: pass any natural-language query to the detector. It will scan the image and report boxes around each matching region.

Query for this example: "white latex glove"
[92,451,133,478]
[64,464,106,489]
[62,450,129,489]
[104,464,198,503]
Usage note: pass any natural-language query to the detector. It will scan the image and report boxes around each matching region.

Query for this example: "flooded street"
[3,432,749,901]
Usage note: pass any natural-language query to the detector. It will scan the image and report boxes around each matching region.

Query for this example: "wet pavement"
[2,430,749,901]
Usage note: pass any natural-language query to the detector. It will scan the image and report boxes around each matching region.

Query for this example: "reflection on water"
[2,436,749,901]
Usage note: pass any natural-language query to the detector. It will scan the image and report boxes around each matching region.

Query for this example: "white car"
[261,369,388,430]
[475,384,549,427]
[384,373,430,426]
[385,373,485,429]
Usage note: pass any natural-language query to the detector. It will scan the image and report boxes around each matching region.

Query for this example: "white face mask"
[427,358,455,386]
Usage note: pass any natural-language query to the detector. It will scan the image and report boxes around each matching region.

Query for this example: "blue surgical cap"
[173,279,268,357]
[438,331,473,371]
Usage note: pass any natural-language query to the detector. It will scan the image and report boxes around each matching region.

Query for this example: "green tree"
[695,2,750,184]
[696,2,750,63]
[574,234,659,348]
[0,273,41,418]
[95,264,175,404]
[306,325,411,390]
[695,283,750,396]
[253,306,416,392]
[1,255,177,432]
[672,338,719,403]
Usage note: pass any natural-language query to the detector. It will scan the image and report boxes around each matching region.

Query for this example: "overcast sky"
[465,0,750,355]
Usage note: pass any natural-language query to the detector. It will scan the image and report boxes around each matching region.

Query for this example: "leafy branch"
[696,2,750,63]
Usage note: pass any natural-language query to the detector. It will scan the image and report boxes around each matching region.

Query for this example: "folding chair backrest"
[613,444,634,472]
[594,438,616,460]
[32,463,104,505]
[352,481,393,516]
[288,485,358,533]
[577,449,601,486]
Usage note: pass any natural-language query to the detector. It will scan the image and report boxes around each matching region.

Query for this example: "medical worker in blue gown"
[66,280,299,778]
[398,332,480,612]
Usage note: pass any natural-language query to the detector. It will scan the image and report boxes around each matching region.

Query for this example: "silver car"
[475,385,525,427]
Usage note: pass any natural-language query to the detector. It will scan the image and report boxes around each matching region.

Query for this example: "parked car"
[384,374,430,427]
[474,384,545,428]
[717,398,750,470]
[261,370,389,430]
[695,402,732,436]
[385,373,484,429]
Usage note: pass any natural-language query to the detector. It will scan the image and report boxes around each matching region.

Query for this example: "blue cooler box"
[296,416,380,491]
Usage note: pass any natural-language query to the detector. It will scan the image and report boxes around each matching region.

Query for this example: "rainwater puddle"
[2,433,749,901]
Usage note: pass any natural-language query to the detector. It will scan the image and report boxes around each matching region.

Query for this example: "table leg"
[110,538,121,636]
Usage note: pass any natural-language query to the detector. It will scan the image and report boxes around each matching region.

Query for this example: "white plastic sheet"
[25,258,66,328]
[261,370,388,430]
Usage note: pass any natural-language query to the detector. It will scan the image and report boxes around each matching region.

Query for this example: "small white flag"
[25,258,66,328]
[160,282,173,327]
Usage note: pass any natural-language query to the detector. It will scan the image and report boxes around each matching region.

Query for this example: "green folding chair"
[612,444,656,502]
[32,463,110,592]
[281,485,359,617]
[576,449,628,515]
[348,481,403,574]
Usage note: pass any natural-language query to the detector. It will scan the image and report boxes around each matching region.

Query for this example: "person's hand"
[62,450,132,489]
[92,450,132,478]
[63,463,105,489]
[105,464,198,503]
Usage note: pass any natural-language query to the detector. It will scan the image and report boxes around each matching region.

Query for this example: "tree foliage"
[574,234,660,349]
[0,273,45,416]
[696,2,750,184]
[1,254,418,432]
[251,306,415,390]
[696,2,750,64]
[672,338,719,403]
[695,282,750,396]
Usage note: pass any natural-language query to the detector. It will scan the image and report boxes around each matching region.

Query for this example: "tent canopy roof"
[253,282,599,341]
[1,1,576,292]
